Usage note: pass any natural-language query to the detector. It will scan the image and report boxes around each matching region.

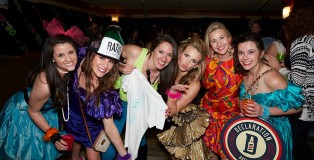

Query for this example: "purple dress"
[65,58,122,148]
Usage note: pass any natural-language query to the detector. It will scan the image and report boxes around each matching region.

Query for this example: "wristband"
[116,153,131,160]
[166,89,182,100]
[43,128,59,141]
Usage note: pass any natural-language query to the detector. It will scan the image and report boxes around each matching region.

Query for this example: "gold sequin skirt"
[157,104,218,160]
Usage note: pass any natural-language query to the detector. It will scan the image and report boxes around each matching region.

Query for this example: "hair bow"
[43,18,89,47]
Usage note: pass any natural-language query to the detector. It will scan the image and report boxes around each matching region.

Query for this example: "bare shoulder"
[263,69,287,91]
[32,71,50,98]
[187,80,201,91]
[121,44,143,61]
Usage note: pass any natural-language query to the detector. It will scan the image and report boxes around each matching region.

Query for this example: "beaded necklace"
[245,68,275,98]
[61,87,70,122]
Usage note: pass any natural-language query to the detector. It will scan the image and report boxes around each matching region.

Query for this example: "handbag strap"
[77,90,93,146]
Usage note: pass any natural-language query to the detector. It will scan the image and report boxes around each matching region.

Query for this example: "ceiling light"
[282,6,290,19]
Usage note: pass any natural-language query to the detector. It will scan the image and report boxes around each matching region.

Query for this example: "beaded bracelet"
[43,127,59,141]
[260,105,270,120]
[116,153,131,160]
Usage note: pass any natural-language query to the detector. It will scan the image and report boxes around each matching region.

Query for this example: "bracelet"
[260,105,270,120]
[43,128,59,141]
[166,89,182,100]
[116,153,131,160]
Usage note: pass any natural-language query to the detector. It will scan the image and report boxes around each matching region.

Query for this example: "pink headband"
[43,18,89,47]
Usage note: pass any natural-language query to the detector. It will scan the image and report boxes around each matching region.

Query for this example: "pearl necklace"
[61,87,70,122]
[56,66,69,74]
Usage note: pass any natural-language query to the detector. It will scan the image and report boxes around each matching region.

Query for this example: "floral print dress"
[200,56,243,158]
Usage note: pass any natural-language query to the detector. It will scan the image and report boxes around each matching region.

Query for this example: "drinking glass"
[277,52,285,63]
[243,98,255,115]
[62,134,74,151]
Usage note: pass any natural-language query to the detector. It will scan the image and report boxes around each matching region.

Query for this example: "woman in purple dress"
[65,27,130,160]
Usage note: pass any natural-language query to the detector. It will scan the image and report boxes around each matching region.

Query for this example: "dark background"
[0,0,283,109]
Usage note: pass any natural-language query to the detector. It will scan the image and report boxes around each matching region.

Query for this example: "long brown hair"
[27,34,78,108]
[80,52,119,106]
[285,4,314,51]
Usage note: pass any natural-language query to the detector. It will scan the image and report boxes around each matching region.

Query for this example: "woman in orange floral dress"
[200,22,243,159]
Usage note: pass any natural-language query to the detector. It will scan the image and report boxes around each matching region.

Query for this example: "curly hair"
[285,4,314,47]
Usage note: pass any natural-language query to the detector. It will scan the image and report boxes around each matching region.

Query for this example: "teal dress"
[239,81,304,160]
[0,88,63,160]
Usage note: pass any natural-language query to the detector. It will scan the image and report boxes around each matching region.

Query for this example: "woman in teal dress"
[234,32,304,160]
[0,18,88,159]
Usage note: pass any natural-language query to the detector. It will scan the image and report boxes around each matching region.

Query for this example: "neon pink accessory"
[166,89,182,100]
[43,18,89,46]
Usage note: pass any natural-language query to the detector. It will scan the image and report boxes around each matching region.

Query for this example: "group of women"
[0,3,313,159]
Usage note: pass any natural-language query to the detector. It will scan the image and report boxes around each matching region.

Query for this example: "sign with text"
[221,116,285,160]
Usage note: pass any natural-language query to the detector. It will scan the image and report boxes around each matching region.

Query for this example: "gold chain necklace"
[245,67,275,98]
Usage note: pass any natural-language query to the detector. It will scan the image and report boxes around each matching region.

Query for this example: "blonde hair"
[177,38,207,84]
[204,22,232,57]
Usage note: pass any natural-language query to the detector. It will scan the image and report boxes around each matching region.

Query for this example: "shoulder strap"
[77,91,93,145]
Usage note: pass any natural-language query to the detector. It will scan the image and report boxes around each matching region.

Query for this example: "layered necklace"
[246,64,264,97]
[61,87,70,122]
[245,64,275,97]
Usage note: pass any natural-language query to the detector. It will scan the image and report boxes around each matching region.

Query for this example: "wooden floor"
[1,54,314,160]
[57,128,170,160]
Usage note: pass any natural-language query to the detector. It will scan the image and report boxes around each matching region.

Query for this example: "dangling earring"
[227,45,233,56]
[210,48,215,59]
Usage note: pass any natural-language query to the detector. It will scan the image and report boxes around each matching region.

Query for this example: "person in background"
[127,29,144,47]
[250,21,262,35]
[264,22,287,61]
[101,34,178,160]
[157,38,218,160]
[0,17,88,159]
[250,20,276,51]
[200,22,243,159]
[65,26,130,160]
[263,3,314,159]
[234,32,304,160]
[86,21,102,43]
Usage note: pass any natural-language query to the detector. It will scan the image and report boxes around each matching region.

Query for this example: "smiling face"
[91,53,115,79]
[208,28,232,56]
[52,43,78,73]
[150,41,174,70]
[178,45,202,73]
[237,41,264,71]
